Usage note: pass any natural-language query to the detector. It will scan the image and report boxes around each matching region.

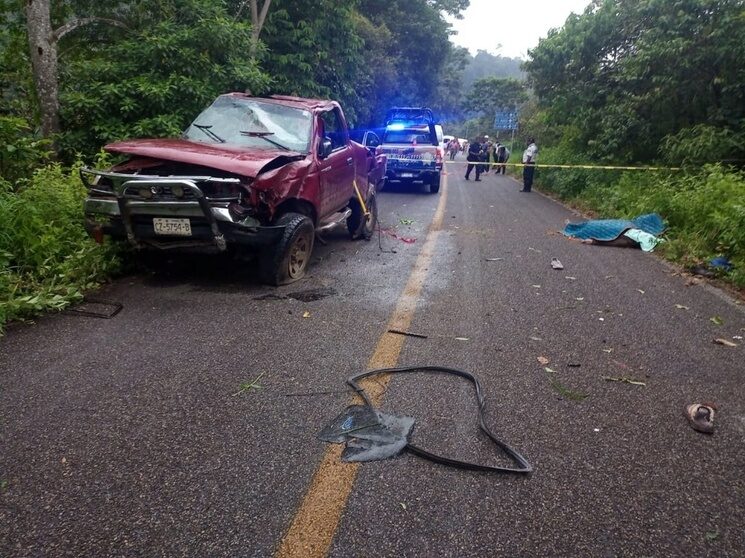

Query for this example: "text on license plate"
[153,218,192,236]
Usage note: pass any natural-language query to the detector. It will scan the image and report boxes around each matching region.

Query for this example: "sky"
[447,0,592,59]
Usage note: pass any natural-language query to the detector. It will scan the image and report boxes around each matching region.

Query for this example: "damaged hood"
[105,138,306,178]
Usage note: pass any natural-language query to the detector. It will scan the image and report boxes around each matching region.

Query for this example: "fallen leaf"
[537,356,550,365]
[302,311,310,318]
[714,338,737,347]
[675,304,689,310]
[710,316,724,326]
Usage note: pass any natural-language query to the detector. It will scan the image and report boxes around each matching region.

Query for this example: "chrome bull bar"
[120,179,227,251]
[80,168,243,251]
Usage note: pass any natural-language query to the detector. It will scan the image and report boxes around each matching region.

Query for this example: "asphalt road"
[2,160,744,557]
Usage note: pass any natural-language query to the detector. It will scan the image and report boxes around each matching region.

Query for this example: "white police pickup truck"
[380,107,443,194]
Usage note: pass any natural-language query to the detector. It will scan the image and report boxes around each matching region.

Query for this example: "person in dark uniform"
[465,137,483,181]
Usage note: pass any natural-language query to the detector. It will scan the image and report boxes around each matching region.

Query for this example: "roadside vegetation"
[516,0,745,287]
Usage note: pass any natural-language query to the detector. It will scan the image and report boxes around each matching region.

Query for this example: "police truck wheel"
[429,173,441,194]
[260,212,315,285]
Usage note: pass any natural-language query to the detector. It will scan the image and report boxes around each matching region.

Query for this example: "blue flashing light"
[387,122,406,131]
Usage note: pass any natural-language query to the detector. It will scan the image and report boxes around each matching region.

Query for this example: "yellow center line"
[275,175,450,558]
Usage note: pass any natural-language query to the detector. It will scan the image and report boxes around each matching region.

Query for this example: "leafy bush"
[0,162,121,331]
[0,116,52,186]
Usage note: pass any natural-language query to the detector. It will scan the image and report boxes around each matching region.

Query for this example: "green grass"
[0,162,121,333]
[532,149,745,288]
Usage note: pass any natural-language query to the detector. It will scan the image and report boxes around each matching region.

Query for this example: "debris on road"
[551,258,564,270]
[399,218,414,226]
[319,365,533,473]
[454,336,470,341]
[63,298,123,319]
[485,257,504,261]
[603,376,646,386]
[232,372,265,397]
[545,368,588,401]
[302,311,311,318]
[563,213,665,252]
[684,403,717,434]
[710,316,724,326]
[537,356,550,365]
[713,338,738,347]
[388,328,428,339]
[318,404,414,462]
[379,227,417,244]
[675,304,690,310]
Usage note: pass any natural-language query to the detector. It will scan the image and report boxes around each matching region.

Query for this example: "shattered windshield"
[184,96,312,153]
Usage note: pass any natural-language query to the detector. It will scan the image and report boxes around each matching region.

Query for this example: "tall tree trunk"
[25,0,60,138]
[249,0,271,59]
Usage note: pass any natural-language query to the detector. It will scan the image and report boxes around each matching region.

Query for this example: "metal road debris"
[318,365,533,473]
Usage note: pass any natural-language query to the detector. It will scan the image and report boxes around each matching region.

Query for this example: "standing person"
[448,138,459,161]
[496,142,508,174]
[465,137,483,181]
[521,137,538,192]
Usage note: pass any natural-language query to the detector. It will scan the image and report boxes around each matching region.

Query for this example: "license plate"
[400,173,414,178]
[153,218,192,236]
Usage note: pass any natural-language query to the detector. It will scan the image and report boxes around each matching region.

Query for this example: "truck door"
[317,108,355,217]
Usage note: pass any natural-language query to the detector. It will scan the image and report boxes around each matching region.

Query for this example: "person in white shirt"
[521,138,538,192]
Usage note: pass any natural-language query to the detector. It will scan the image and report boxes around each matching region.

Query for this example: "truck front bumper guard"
[80,168,283,251]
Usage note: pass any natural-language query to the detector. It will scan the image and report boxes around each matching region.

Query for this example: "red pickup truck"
[81,94,383,284]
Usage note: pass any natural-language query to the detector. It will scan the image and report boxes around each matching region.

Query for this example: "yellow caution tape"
[442,161,682,171]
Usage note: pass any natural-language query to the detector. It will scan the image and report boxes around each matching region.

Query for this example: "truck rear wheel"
[429,173,441,194]
[347,186,378,240]
[260,212,315,285]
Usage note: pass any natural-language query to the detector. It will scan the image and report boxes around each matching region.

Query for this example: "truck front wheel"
[347,186,378,240]
[260,212,315,285]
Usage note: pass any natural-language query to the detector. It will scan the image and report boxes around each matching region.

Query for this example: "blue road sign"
[494,110,519,131]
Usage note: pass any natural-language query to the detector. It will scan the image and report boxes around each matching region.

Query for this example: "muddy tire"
[260,212,315,285]
[429,172,441,194]
[347,186,378,240]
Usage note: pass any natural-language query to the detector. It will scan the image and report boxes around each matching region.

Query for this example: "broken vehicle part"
[319,365,533,474]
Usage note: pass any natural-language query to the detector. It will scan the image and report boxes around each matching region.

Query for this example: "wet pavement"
[1,163,744,557]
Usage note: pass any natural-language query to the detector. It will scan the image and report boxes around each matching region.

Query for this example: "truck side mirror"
[318,138,333,159]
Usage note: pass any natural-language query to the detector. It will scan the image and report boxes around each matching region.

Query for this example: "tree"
[463,77,527,116]
[524,0,745,163]
[58,0,269,158]
[24,0,126,139]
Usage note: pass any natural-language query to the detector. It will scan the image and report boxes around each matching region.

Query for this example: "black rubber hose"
[347,365,533,475]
